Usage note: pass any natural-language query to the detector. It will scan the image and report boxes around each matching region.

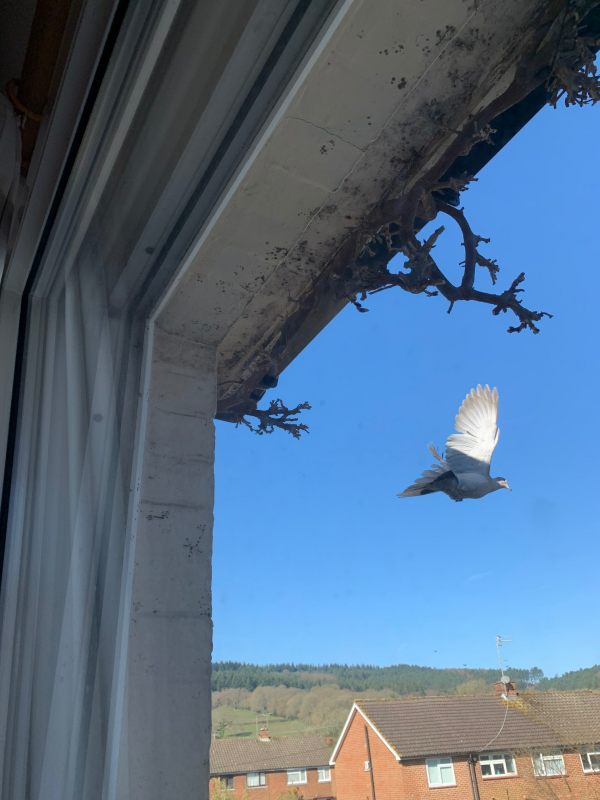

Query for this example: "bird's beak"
[505,482,512,491]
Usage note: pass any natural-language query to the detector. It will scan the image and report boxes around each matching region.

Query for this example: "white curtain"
[0,228,144,798]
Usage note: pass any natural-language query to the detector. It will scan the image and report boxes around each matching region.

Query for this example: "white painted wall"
[123,327,216,799]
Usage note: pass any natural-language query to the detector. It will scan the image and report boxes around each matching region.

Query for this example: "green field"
[212,706,314,739]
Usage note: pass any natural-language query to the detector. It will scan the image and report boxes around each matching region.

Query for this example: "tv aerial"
[496,634,512,682]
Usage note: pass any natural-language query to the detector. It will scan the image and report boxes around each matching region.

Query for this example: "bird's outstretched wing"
[444,384,499,476]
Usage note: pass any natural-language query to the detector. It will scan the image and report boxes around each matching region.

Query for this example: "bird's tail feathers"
[398,486,424,498]
[398,467,444,498]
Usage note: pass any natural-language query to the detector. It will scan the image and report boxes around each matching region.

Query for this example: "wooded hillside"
[211,662,600,738]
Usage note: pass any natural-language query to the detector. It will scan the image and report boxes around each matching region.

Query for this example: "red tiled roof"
[210,735,333,775]
[354,691,600,760]
[518,691,600,745]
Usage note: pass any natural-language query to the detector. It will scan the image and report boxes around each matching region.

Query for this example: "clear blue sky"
[213,102,600,679]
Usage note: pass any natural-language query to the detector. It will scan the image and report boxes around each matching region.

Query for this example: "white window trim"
[246,772,267,788]
[532,752,566,777]
[581,750,600,773]
[425,757,456,788]
[479,753,517,778]
[286,769,307,785]
[317,766,331,782]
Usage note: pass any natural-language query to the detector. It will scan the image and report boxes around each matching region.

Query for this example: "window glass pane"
[481,754,516,777]
[287,770,306,785]
[427,757,455,785]
[589,753,600,770]
[534,753,565,776]
[545,756,564,775]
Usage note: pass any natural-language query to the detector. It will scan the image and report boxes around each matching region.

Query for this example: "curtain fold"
[0,231,143,799]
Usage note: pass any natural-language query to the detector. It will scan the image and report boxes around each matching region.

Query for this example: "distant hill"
[212,661,540,694]
[540,665,600,690]
[211,662,600,739]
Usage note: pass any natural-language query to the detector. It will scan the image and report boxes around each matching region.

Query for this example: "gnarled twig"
[337,194,552,334]
[235,399,311,438]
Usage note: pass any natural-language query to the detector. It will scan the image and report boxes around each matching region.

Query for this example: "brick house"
[331,688,600,800]
[210,731,335,800]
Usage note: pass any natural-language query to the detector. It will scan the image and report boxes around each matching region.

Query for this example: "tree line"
[212,661,546,694]
[212,663,599,739]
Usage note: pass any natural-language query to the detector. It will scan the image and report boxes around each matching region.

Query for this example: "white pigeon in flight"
[399,385,511,502]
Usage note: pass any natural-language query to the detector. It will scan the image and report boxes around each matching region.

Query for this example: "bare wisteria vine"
[232,0,598,437]
[336,189,553,334]
[233,399,312,439]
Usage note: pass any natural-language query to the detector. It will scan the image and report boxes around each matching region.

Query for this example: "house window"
[426,757,456,787]
[247,772,267,787]
[532,753,566,777]
[221,776,235,790]
[317,766,331,782]
[581,750,600,773]
[480,753,517,777]
[287,769,307,785]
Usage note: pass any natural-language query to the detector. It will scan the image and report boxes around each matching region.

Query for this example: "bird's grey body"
[399,385,510,502]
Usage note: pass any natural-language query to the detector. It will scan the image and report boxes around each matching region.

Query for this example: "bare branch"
[236,399,311,438]
[334,192,552,333]
[461,122,496,153]
[489,273,554,333]
[431,175,477,195]
[436,201,500,285]
[220,4,592,432]
[474,251,500,285]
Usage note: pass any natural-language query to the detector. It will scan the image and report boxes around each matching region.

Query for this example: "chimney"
[495,677,517,697]
[258,727,271,742]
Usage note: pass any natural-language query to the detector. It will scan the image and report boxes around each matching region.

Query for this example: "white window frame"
[286,769,307,785]
[317,766,331,782]
[532,752,566,777]
[425,757,456,787]
[479,753,517,778]
[246,772,267,788]
[581,750,600,773]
